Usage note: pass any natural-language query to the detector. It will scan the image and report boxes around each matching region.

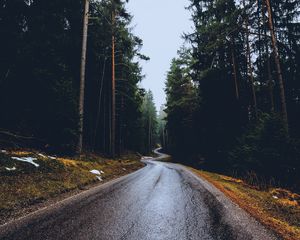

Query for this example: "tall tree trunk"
[231,41,239,100]
[78,0,90,155]
[93,57,107,149]
[103,93,106,153]
[111,7,116,158]
[257,0,263,81]
[267,52,275,112]
[245,7,258,119]
[262,1,275,112]
[265,0,289,131]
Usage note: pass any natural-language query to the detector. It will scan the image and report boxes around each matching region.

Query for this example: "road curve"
[0,152,279,240]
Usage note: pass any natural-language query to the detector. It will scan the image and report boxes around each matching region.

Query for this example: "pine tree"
[0,0,148,155]
[141,90,157,154]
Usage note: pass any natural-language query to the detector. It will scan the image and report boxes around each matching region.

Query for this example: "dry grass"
[189,168,300,240]
[0,150,144,223]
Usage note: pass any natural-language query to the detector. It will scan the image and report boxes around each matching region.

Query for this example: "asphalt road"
[0,152,280,240]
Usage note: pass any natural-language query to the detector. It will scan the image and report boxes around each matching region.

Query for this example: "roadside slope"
[188,168,300,240]
[0,150,144,225]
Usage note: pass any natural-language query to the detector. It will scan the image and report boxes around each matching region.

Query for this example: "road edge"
[0,163,147,232]
[180,164,285,240]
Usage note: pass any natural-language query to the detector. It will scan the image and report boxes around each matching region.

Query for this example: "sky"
[126,0,193,110]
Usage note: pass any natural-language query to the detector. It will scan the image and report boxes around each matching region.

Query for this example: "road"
[0,151,279,240]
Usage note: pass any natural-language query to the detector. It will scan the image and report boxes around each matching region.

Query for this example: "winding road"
[0,151,279,240]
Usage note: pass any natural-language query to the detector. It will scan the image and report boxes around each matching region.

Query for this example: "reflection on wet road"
[0,154,279,240]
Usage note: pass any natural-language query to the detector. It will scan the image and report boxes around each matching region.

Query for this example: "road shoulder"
[186,167,300,240]
[0,150,145,225]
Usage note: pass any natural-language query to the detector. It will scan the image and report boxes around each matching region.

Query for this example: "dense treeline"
[165,0,300,189]
[139,90,158,154]
[0,0,152,155]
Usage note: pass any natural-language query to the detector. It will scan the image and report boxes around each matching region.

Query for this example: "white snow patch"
[11,157,39,167]
[5,167,16,171]
[90,169,104,181]
[90,170,101,175]
[1,150,7,153]
[141,156,152,160]
[96,176,103,181]
[122,168,126,171]
[272,195,279,199]
[48,156,56,160]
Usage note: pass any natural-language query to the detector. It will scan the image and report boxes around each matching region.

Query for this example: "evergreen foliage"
[139,90,158,154]
[0,0,148,155]
[165,0,300,188]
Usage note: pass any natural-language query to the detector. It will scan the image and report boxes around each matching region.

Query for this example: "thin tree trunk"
[267,52,275,112]
[245,9,258,119]
[93,57,107,149]
[111,7,116,158]
[231,41,239,100]
[257,0,263,81]
[78,0,90,155]
[103,93,106,153]
[265,0,288,131]
[262,1,275,112]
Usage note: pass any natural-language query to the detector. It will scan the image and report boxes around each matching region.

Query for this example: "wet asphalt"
[0,153,280,240]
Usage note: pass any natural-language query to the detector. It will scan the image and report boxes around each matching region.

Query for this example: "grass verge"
[188,168,300,240]
[0,150,144,224]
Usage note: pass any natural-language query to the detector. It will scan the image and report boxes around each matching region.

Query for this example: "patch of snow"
[141,156,152,160]
[272,195,279,199]
[5,167,16,171]
[48,156,56,160]
[90,169,104,181]
[1,150,7,153]
[96,176,103,181]
[122,168,126,171]
[11,157,39,167]
[90,170,101,175]
[90,170,104,175]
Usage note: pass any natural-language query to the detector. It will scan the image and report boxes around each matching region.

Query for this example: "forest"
[1,1,300,239]
[1,0,300,189]
[163,0,300,190]
[0,0,158,156]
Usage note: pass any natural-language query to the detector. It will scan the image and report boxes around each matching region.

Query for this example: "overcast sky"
[126,0,193,110]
